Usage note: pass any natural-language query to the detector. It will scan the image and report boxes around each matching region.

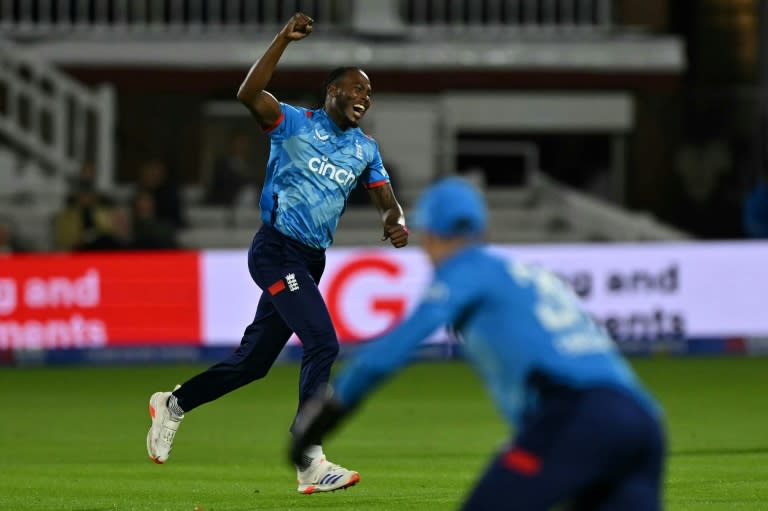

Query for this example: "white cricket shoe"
[296,456,360,494]
[146,385,183,464]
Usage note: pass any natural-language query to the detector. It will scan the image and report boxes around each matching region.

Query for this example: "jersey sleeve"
[263,102,309,141]
[333,267,481,409]
[362,139,390,189]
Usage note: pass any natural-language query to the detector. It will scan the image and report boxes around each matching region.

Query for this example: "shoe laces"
[160,428,176,444]
[324,461,347,474]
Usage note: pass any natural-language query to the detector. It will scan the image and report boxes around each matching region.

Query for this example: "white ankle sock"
[305,444,323,459]
[298,444,324,471]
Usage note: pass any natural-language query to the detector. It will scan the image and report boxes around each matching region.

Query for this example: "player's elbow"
[236,89,262,121]
[236,86,252,105]
[237,83,266,107]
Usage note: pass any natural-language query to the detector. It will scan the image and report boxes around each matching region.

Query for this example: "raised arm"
[236,12,314,129]
[368,183,409,248]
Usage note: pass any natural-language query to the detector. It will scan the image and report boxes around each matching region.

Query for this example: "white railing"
[530,171,690,241]
[0,37,115,189]
[0,0,346,36]
[0,0,615,37]
[403,0,615,33]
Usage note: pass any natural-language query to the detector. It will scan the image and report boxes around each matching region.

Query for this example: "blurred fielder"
[146,12,408,494]
[291,177,666,510]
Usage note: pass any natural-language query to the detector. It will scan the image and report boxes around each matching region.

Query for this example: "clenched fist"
[383,223,409,248]
[279,12,314,41]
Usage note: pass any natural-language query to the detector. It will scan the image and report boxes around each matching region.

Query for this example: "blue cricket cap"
[412,177,488,237]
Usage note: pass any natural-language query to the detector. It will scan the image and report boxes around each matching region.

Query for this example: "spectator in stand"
[131,191,178,250]
[205,132,258,206]
[134,158,186,229]
[65,161,113,208]
[53,178,117,251]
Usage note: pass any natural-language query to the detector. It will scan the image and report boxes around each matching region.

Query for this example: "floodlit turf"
[1,357,767,510]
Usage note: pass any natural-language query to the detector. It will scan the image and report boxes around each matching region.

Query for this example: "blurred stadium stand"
[0,0,641,37]
[0,0,694,250]
[175,170,687,250]
[0,0,683,69]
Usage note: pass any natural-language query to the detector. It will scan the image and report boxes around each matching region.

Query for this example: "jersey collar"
[318,108,355,137]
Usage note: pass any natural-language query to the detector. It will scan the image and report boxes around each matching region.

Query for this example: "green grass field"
[1,357,767,510]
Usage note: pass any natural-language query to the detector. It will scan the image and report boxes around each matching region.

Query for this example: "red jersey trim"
[365,179,389,189]
[262,113,285,133]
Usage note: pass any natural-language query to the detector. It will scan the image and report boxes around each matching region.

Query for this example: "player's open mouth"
[352,104,366,119]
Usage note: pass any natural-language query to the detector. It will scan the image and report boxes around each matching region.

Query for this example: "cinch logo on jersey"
[307,156,356,186]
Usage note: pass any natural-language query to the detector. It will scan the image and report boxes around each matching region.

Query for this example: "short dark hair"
[321,66,362,104]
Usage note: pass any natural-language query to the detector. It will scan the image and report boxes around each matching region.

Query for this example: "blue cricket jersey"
[334,245,660,428]
[261,103,390,249]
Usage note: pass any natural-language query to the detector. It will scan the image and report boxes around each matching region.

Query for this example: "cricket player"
[291,177,666,509]
[146,12,408,494]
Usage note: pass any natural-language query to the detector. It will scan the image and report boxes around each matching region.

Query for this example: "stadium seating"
[173,173,688,249]
[0,0,690,251]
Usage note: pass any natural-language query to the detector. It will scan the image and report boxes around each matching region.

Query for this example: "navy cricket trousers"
[461,387,665,511]
[174,224,339,433]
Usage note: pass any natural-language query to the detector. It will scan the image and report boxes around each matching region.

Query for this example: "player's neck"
[324,107,353,131]
[427,238,477,266]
